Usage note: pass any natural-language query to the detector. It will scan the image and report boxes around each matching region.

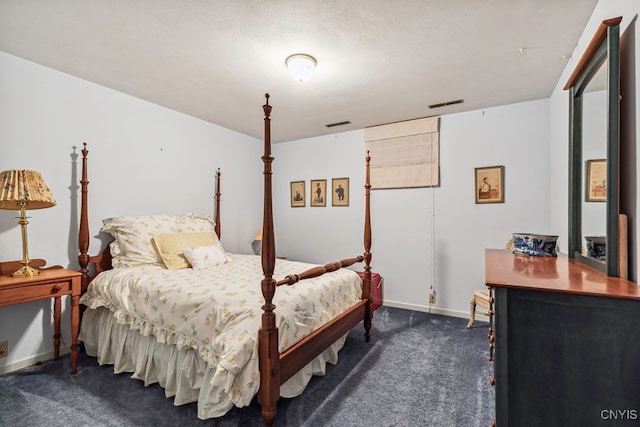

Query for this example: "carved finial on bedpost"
[215,168,221,239]
[263,93,271,117]
[78,142,91,293]
[259,93,279,427]
[363,150,373,342]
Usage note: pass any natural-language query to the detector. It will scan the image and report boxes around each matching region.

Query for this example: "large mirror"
[565,17,621,277]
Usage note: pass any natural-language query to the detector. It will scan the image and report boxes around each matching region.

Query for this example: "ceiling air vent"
[428,99,464,109]
[325,120,351,128]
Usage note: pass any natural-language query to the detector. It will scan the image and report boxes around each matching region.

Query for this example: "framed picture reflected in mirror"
[586,159,606,202]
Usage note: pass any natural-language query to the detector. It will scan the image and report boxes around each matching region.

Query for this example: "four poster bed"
[77,94,373,425]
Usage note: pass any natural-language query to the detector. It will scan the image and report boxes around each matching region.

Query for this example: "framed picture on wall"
[290,181,305,207]
[331,177,349,206]
[475,165,505,204]
[310,179,327,207]
[586,159,606,202]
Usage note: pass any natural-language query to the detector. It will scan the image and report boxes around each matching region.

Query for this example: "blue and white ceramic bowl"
[512,233,559,257]
[585,236,606,261]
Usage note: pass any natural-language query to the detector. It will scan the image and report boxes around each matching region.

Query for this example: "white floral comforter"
[79,254,362,413]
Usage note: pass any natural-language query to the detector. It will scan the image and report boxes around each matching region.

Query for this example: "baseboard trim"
[381,300,489,322]
[0,348,69,375]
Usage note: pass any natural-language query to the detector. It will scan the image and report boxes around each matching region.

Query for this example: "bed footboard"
[276,256,364,287]
[257,94,373,427]
[279,300,367,383]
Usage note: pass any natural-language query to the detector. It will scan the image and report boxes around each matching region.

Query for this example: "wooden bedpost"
[258,94,279,427]
[78,143,90,293]
[214,168,221,239]
[363,150,373,342]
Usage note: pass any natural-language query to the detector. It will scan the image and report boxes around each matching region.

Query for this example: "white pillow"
[102,214,180,267]
[182,244,231,270]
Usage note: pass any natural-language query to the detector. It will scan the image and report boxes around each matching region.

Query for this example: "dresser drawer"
[0,280,72,306]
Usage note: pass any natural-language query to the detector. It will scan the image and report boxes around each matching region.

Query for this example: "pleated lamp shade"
[0,170,57,210]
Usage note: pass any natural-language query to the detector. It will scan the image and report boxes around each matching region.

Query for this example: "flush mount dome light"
[285,53,317,82]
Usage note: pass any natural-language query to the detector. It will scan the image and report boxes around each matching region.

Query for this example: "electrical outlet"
[429,291,436,304]
[0,340,7,359]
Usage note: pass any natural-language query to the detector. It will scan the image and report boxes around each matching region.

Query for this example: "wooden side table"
[0,260,82,374]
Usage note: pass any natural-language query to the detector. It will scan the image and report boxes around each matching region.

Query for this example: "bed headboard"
[77,143,222,292]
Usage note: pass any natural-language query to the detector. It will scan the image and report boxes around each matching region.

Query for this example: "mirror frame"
[565,17,621,276]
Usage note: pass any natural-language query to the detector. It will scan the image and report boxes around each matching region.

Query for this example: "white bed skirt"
[80,306,347,420]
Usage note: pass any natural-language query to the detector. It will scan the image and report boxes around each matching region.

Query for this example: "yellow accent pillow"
[153,232,220,269]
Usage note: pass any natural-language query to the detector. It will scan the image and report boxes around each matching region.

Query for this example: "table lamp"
[0,170,57,277]
[251,227,277,255]
[252,228,263,255]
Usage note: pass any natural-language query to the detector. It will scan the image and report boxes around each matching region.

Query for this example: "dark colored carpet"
[0,307,494,426]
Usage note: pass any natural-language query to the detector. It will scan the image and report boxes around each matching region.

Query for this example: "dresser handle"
[51,284,62,293]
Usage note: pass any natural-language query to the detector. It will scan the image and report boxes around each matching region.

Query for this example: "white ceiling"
[0,0,599,143]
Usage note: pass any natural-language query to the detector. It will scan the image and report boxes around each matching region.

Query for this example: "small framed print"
[332,177,349,207]
[475,165,505,204]
[290,181,305,207]
[310,179,327,207]
[586,159,606,202]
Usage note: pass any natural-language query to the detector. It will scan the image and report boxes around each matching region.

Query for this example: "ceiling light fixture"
[285,53,317,82]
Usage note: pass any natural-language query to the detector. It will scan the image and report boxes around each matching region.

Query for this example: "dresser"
[485,249,640,426]
[0,261,82,374]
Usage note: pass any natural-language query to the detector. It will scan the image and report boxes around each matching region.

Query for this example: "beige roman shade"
[364,117,440,189]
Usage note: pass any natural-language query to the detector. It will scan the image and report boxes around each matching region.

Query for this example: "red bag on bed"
[357,271,383,311]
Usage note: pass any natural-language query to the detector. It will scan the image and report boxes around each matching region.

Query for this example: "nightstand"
[0,261,82,374]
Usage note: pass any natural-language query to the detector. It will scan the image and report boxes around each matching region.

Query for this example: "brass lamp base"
[12,264,40,278]
[10,204,40,278]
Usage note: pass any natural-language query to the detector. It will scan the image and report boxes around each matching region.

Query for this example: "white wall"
[274,99,551,316]
[0,52,263,372]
